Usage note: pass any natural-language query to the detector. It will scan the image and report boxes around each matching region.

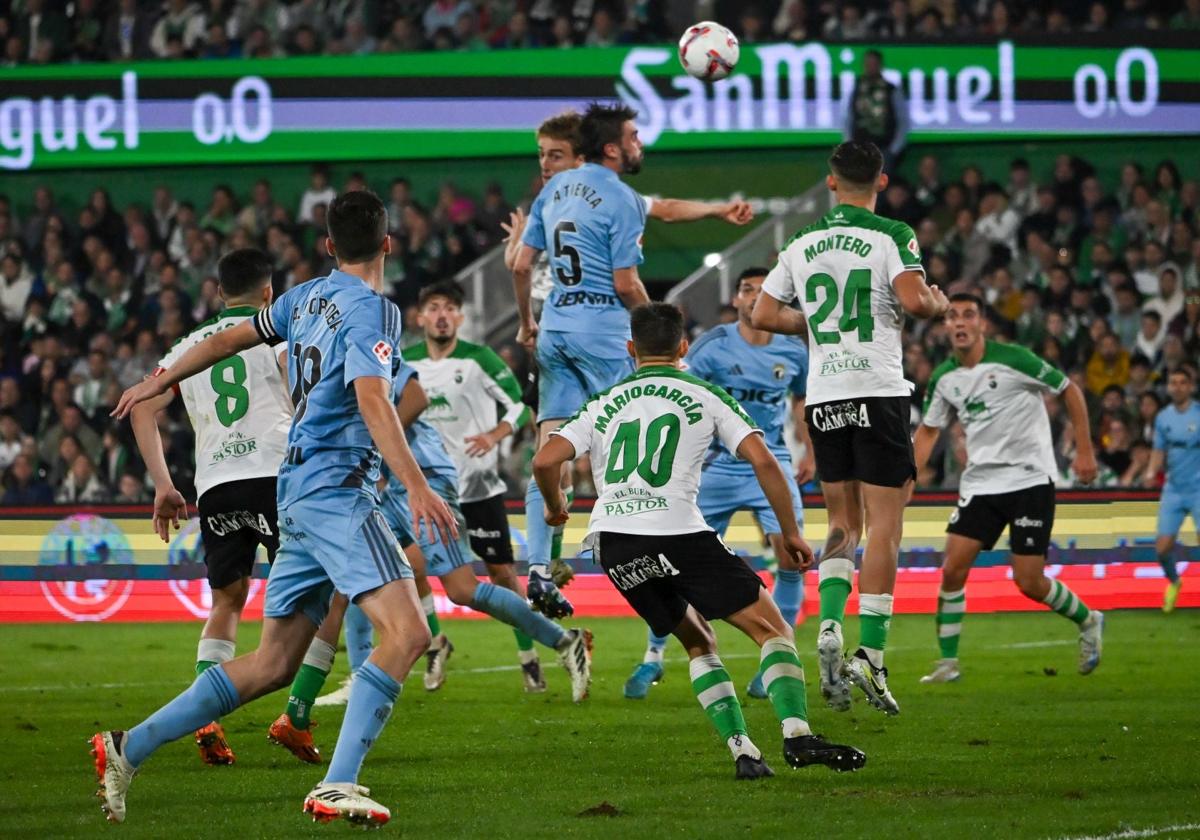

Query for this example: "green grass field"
[2,611,1198,839]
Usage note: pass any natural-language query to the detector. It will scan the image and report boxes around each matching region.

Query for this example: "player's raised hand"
[721,200,754,226]
[152,485,188,543]
[1072,449,1099,485]
[464,432,498,457]
[500,208,527,271]
[409,483,459,546]
[112,376,167,420]
[516,319,539,352]
[779,532,816,571]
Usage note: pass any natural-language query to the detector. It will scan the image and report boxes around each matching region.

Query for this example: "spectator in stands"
[843,49,909,172]
[1144,263,1185,325]
[41,403,102,466]
[149,0,205,57]
[1,254,32,324]
[423,0,473,40]
[56,453,107,504]
[0,414,22,472]
[1134,310,1166,365]
[103,0,153,59]
[2,454,53,506]
[1086,331,1131,396]
[114,472,150,504]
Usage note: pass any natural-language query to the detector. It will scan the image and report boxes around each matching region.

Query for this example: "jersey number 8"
[211,356,249,427]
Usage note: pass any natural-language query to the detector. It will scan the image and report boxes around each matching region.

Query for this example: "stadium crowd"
[0,147,1197,504]
[2,0,1196,66]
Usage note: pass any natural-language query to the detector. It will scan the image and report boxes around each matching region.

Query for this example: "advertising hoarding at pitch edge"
[0,502,1194,622]
[0,39,1195,170]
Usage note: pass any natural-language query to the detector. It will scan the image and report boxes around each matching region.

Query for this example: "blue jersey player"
[513,103,652,618]
[1143,367,1200,612]
[623,269,816,700]
[96,191,457,828]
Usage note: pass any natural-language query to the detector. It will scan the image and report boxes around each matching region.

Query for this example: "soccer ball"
[677,21,739,82]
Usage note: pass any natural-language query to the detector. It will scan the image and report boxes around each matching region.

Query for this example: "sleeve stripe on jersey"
[253,307,282,347]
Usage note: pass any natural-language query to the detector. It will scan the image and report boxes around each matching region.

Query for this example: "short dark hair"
[829,141,883,189]
[737,266,770,283]
[948,291,985,309]
[1142,310,1162,324]
[580,102,638,163]
[630,302,684,357]
[327,191,388,263]
[217,248,273,299]
[1169,366,1195,382]
[418,280,465,308]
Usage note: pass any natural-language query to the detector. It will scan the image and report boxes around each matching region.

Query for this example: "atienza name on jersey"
[762,204,924,406]
[156,305,291,499]
[551,365,762,540]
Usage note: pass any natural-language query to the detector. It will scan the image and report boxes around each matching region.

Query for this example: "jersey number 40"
[605,414,680,488]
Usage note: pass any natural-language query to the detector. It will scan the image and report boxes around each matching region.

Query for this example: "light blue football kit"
[1155,400,1200,537]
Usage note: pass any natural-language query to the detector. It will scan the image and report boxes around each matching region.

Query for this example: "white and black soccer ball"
[677,21,739,82]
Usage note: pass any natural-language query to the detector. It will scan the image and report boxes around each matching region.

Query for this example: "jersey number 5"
[604,414,681,488]
[553,221,582,286]
[806,268,875,345]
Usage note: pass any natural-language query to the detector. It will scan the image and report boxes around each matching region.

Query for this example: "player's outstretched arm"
[738,432,815,570]
[750,290,807,336]
[532,435,574,526]
[894,270,950,319]
[130,390,188,542]
[512,243,541,349]
[613,266,650,310]
[912,424,942,480]
[112,320,262,419]
[649,198,753,226]
[355,376,457,544]
[1062,382,1099,484]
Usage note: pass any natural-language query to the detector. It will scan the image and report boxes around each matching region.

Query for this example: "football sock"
[344,603,374,673]
[471,581,566,648]
[689,654,755,758]
[420,593,442,637]
[936,588,966,659]
[524,478,552,578]
[323,662,399,785]
[1157,550,1180,584]
[513,629,535,653]
[759,637,812,738]
[1042,578,1091,624]
[195,637,235,677]
[550,488,573,561]
[285,638,335,730]
[125,666,240,768]
[644,629,670,664]
[818,556,854,633]
[858,593,894,670]
[773,569,804,626]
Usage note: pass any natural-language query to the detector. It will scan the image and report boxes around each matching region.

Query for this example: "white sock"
[643,647,664,664]
[197,637,235,665]
[420,593,436,617]
[529,564,549,577]
[302,638,336,671]
[727,733,761,760]
[518,649,539,665]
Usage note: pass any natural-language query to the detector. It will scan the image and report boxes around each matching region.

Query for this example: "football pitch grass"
[2,610,1197,839]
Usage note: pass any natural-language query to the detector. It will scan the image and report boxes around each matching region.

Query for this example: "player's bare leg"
[487,560,545,692]
[524,419,575,617]
[1010,553,1102,675]
[270,595,346,762]
[746,531,806,699]
[304,579,430,827]
[193,575,250,765]
[548,466,576,587]
[844,480,911,715]
[814,479,863,711]
[922,533,978,684]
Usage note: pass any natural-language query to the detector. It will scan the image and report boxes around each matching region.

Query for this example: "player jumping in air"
[913,293,1103,683]
[96,191,457,827]
[751,140,949,716]
[402,280,549,691]
[624,267,815,700]
[509,106,754,618]
[1142,367,1200,612]
[129,248,292,766]
[533,302,865,779]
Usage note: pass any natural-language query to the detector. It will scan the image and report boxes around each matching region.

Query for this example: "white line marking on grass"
[1053,824,1200,840]
[0,638,1076,693]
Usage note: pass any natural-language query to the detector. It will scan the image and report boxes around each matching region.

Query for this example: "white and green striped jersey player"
[401,339,532,504]
[922,340,1068,498]
[155,305,291,498]
[762,203,923,406]
[552,364,762,540]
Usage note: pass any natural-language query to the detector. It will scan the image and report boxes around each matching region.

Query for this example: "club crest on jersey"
[773,363,786,380]
[906,238,921,259]
[372,341,392,365]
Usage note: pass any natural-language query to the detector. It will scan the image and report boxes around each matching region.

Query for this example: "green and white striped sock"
[759,637,812,738]
[936,588,966,659]
[1042,578,1091,624]
[858,593,894,669]
[689,654,758,759]
[818,556,855,634]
